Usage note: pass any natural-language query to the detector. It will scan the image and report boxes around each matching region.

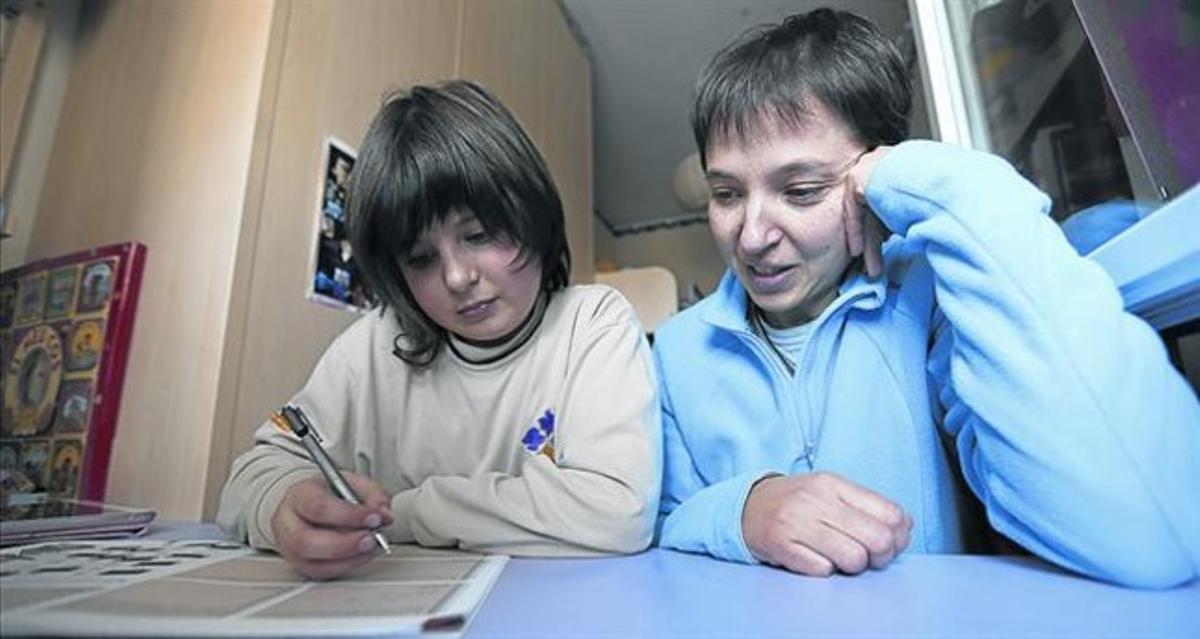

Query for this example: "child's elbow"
[584,486,657,555]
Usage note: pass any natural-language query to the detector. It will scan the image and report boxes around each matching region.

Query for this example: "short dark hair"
[692,8,911,167]
[348,80,571,366]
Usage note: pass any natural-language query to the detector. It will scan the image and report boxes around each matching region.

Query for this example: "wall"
[26,0,275,517]
[458,0,593,283]
[1,0,80,272]
[593,218,726,302]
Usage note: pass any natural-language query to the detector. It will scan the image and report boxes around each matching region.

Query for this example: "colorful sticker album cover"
[0,242,146,504]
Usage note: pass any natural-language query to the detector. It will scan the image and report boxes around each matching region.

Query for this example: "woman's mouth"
[745,263,794,293]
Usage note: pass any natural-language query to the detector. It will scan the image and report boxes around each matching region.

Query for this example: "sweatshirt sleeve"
[653,344,782,564]
[215,342,356,551]
[381,294,662,556]
[867,140,1200,588]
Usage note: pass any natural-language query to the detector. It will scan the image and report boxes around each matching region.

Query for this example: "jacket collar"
[701,257,891,334]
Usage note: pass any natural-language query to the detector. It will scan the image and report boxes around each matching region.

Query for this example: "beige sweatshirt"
[217,285,661,556]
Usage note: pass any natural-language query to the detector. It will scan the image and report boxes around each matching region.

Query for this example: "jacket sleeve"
[381,297,662,556]
[868,140,1200,588]
[654,342,780,564]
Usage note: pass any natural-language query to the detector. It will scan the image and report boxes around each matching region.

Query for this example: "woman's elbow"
[1085,541,1195,589]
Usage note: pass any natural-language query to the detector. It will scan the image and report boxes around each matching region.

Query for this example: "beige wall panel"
[0,1,48,205]
[593,216,617,267]
[456,0,543,139]
[607,223,726,302]
[1,0,81,271]
[28,0,274,517]
[536,4,593,284]
[213,0,461,515]
[459,0,593,283]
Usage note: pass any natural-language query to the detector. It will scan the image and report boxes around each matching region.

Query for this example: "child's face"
[704,100,863,327]
[400,211,542,344]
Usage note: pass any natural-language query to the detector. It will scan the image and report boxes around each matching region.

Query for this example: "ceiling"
[558,0,917,235]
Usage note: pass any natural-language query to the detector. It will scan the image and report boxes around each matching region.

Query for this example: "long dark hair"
[347,80,570,366]
[692,8,911,167]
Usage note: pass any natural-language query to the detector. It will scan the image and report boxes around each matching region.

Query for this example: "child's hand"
[842,146,892,278]
[270,473,393,580]
[742,472,912,576]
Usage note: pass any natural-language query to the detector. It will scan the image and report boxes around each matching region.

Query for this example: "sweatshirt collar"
[446,291,549,366]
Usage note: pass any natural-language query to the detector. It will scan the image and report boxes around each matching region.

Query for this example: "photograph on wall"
[45,267,79,321]
[53,379,94,434]
[308,136,368,311]
[3,324,65,437]
[15,272,46,325]
[0,243,146,502]
[66,318,105,373]
[77,259,115,313]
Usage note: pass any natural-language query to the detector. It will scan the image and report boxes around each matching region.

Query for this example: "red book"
[1,242,146,506]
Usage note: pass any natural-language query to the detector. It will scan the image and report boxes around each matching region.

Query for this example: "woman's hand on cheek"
[270,475,393,580]
[843,146,892,278]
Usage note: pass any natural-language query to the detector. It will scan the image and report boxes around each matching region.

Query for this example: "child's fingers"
[277,522,379,580]
[344,472,394,525]
[286,477,382,529]
[272,481,383,580]
[290,553,377,581]
[285,523,381,562]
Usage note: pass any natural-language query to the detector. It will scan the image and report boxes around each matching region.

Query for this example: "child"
[218,80,660,580]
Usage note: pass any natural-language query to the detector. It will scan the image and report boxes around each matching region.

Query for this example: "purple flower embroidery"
[522,427,546,451]
[522,409,557,458]
[538,410,555,436]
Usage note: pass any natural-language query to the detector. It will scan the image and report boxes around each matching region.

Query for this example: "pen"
[273,404,391,554]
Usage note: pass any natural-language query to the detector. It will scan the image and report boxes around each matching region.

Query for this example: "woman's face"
[705,100,865,327]
[400,211,542,344]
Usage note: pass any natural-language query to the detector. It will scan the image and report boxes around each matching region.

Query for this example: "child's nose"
[442,254,479,292]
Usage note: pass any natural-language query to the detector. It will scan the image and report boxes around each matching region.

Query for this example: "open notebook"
[0,539,506,637]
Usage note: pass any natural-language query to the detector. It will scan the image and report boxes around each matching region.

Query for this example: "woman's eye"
[784,183,831,204]
[709,187,740,205]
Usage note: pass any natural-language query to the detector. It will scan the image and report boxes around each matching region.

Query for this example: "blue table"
[147,521,1198,637]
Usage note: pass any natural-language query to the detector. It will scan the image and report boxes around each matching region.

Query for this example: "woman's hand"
[842,146,892,278]
[742,472,912,576]
[270,473,394,580]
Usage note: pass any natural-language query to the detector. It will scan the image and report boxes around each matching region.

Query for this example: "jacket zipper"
[734,330,814,471]
[737,291,871,472]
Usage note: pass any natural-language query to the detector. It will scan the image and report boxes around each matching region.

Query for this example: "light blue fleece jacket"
[653,140,1200,588]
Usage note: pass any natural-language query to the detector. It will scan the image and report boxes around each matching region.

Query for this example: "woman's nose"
[738,197,781,257]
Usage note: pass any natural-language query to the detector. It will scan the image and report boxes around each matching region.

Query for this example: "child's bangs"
[386,134,518,257]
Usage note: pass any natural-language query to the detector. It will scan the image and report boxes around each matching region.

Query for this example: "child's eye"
[464,230,492,245]
[404,252,435,269]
